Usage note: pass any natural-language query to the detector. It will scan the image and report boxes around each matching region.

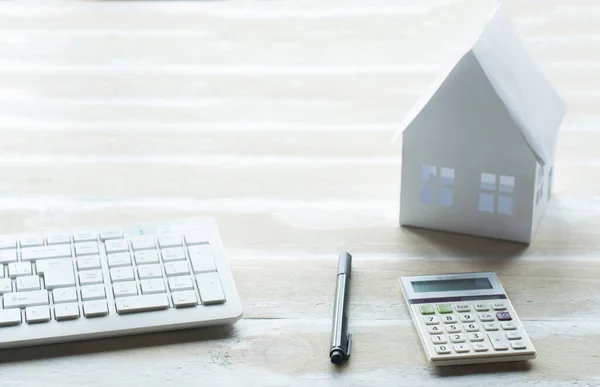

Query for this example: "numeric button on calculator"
[419,305,435,315]
[423,315,439,325]
[172,290,198,308]
[442,314,457,324]
[81,284,106,301]
[8,262,32,278]
[105,239,129,254]
[110,267,135,283]
[83,301,109,318]
[510,341,527,350]
[77,255,101,271]
[0,278,12,294]
[472,342,489,352]
[492,302,507,310]
[113,282,138,298]
[446,324,461,334]
[158,236,182,248]
[487,332,509,350]
[475,304,489,311]
[468,332,484,342]
[0,309,22,327]
[431,335,447,344]
[501,322,517,330]
[435,345,451,354]
[464,323,479,332]
[450,333,466,343]
[479,313,494,322]
[505,331,522,340]
[141,279,166,295]
[188,245,217,273]
[484,322,499,331]
[26,306,51,324]
[73,232,97,243]
[131,237,156,251]
[496,311,512,321]
[55,303,80,321]
[79,270,104,285]
[138,264,163,279]
[453,344,469,353]
[454,304,470,312]
[161,247,186,262]
[459,314,475,322]
[427,325,443,334]
[53,287,77,303]
[75,242,99,256]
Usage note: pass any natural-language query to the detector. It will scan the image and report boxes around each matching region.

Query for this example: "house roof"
[397,2,566,165]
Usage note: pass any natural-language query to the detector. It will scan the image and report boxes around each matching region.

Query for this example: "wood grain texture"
[1,0,599,385]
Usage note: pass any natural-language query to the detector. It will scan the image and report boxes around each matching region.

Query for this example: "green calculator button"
[437,304,453,314]
[419,305,435,315]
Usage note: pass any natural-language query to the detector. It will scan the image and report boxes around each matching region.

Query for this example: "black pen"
[329,252,352,364]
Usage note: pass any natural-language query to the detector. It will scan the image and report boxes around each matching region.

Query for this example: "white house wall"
[400,50,537,243]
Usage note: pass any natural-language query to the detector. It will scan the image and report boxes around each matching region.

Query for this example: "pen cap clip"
[345,333,352,359]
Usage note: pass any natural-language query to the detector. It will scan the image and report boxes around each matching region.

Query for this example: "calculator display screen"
[411,278,493,293]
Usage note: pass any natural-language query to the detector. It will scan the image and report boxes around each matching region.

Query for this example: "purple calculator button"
[496,311,512,321]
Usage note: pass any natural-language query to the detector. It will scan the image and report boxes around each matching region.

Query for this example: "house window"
[420,165,455,206]
[536,164,544,205]
[478,173,515,215]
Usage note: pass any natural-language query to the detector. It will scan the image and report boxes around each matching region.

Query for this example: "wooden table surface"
[1,0,599,385]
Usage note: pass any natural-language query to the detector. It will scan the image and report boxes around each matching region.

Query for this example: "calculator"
[399,272,536,366]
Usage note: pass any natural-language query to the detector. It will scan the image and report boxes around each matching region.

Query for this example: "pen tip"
[330,350,345,364]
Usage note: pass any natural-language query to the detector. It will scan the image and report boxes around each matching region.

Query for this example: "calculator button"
[437,304,453,314]
[484,322,499,331]
[475,304,489,311]
[454,304,470,312]
[453,344,470,353]
[501,322,517,330]
[487,332,509,350]
[442,314,457,324]
[427,325,443,334]
[468,332,484,342]
[431,335,447,344]
[459,314,475,322]
[464,323,479,332]
[446,324,461,333]
[492,302,507,310]
[419,305,435,315]
[423,315,439,325]
[505,331,522,340]
[496,311,512,321]
[479,313,495,322]
[435,345,451,354]
[450,333,466,343]
[510,340,527,350]
[472,342,489,352]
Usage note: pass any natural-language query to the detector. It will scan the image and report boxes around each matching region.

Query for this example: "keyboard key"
[81,284,106,301]
[455,304,470,312]
[115,294,169,314]
[436,304,453,314]
[472,342,489,352]
[446,324,461,333]
[79,270,104,285]
[134,250,159,265]
[423,315,439,325]
[450,333,466,343]
[108,252,131,268]
[431,335,447,344]
[168,276,194,292]
[104,239,129,254]
[55,303,80,320]
[419,305,435,315]
[188,245,217,273]
[441,314,457,324]
[435,345,451,354]
[496,311,512,321]
[0,249,17,264]
[113,282,138,298]
[131,237,156,251]
[505,331,522,340]
[0,278,12,294]
[138,264,163,279]
[484,322,499,331]
[172,290,198,308]
[16,275,41,291]
[0,238,17,250]
[161,247,186,262]
[3,290,49,308]
[453,344,469,353]
[73,231,97,243]
[196,272,226,305]
[185,234,209,246]
[468,332,484,342]
[427,325,443,334]
[487,332,509,350]
[158,235,182,248]
[22,245,72,262]
[36,258,72,274]
[141,279,166,295]
[77,255,101,270]
[84,301,109,318]
[510,340,527,350]
[492,302,507,310]
[0,309,22,327]
[0,268,3,279]
[26,306,51,324]
[8,262,32,278]
[46,234,71,245]
[44,267,76,290]
[501,322,517,330]
[165,261,189,277]
[459,314,475,322]
[474,304,489,311]
[20,237,44,248]
[100,230,123,241]
[75,242,99,256]
[53,287,78,303]
[479,313,494,322]
[110,267,135,282]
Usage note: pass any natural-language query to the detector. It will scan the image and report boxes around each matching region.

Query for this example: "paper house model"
[397,2,566,244]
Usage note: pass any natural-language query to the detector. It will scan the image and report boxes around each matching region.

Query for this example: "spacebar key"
[115,294,169,314]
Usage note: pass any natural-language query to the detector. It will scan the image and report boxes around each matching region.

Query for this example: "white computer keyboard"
[0,217,243,349]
